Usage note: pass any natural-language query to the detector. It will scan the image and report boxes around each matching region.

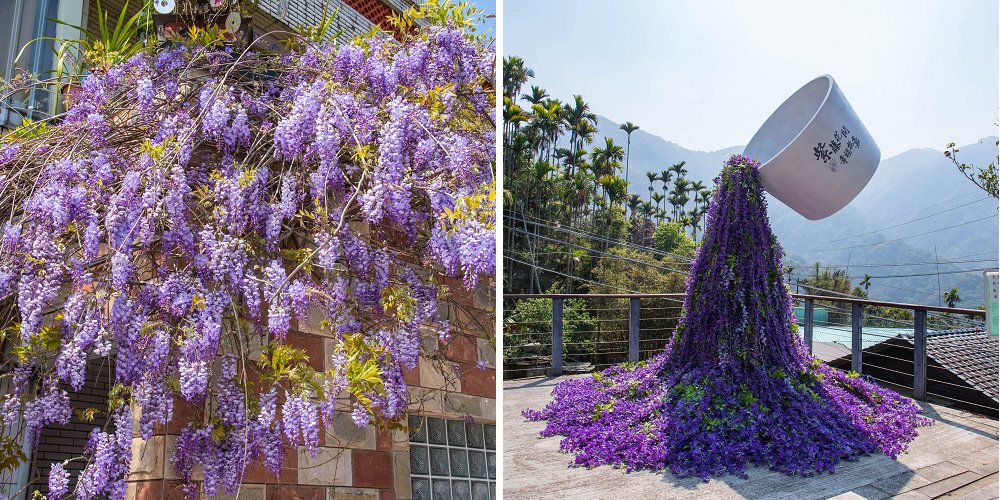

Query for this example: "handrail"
[791,293,985,317]
[504,292,986,317]
[503,292,991,409]
[504,293,685,299]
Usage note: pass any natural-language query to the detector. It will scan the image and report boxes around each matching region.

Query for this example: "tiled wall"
[124,277,495,499]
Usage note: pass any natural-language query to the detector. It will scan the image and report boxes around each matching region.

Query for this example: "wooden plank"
[939,472,998,498]
[912,471,984,498]
[503,376,999,500]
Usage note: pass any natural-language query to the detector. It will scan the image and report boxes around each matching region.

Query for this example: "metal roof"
[914,328,999,402]
[256,0,376,41]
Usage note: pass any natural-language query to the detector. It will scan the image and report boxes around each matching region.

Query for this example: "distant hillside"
[579,115,999,307]
[580,115,743,189]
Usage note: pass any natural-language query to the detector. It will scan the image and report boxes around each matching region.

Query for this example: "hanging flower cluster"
[0,4,494,498]
[524,156,929,480]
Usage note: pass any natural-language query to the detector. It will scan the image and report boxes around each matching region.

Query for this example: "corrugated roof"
[257,0,378,41]
[908,328,999,402]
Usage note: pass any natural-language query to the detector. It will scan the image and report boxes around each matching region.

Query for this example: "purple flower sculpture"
[525,155,930,480]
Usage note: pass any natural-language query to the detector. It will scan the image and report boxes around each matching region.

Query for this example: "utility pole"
[934,245,942,306]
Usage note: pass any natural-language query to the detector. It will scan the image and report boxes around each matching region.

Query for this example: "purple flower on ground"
[524,156,930,479]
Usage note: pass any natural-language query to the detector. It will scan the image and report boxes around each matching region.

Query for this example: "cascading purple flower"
[24,380,71,448]
[49,461,70,499]
[0,12,494,500]
[525,156,930,479]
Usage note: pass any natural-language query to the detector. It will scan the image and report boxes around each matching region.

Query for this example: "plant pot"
[743,75,881,220]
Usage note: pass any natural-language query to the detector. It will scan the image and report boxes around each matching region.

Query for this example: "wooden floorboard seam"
[935,471,999,498]
[503,377,1000,499]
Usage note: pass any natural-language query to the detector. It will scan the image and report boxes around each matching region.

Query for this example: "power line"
[507,225,690,276]
[863,280,938,297]
[865,189,987,226]
[796,258,997,269]
[794,214,998,252]
[509,210,998,268]
[855,268,988,279]
[505,211,684,260]
[505,255,639,293]
[509,211,993,296]
[504,211,694,262]
[796,196,993,247]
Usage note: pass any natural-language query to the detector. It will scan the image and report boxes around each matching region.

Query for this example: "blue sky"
[504,0,999,157]
[470,0,496,36]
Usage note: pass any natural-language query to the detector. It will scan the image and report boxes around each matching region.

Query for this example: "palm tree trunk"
[624,138,631,187]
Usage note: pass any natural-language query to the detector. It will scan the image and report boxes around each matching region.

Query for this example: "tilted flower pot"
[744,75,881,220]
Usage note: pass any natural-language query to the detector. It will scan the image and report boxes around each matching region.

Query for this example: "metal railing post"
[803,298,814,354]
[629,298,640,362]
[913,309,927,401]
[851,303,863,373]
[551,298,563,377]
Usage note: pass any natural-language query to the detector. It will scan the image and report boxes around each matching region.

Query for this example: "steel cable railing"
[504,293,995,415]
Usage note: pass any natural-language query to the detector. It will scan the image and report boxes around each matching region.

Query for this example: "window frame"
[409,415,497,500]
[0,0,88,128]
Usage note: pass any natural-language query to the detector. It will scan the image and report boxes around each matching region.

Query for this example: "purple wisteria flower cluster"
[524,156,930,480]
[0,7,494,499]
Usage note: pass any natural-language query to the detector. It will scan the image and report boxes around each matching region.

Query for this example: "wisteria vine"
[0,4,494,498]
[524,156,930,480]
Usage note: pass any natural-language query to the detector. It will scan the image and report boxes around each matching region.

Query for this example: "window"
[0,0,86,128]
[409,415,496,500]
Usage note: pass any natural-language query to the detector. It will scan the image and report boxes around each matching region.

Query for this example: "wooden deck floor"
[503,376,999,500]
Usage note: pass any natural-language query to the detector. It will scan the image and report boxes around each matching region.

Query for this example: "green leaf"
[0,437,28,473]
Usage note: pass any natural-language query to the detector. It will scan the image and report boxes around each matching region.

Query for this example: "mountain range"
[589,115,999,308]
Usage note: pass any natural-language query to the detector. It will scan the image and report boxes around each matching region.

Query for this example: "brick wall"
[123,278,495,500]
[28,357,114,498]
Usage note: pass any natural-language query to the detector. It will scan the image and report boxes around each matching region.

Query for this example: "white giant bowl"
[744,75,880,220]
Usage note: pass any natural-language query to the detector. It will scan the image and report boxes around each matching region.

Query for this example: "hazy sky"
[504,0,999,157]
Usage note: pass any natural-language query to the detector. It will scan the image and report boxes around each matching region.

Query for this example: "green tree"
[588,247,688,365]
[798,263,854,324]
[659,168,673,213]
[943,288,962,308]
[668,160,688,180]
[671,177,691,222]
[945,140,998,199]
[564,95,597,172]
[651,193,666,222]
[523,85,548,105]
[646,171,658,204]
[652,221,696,257]
[698,188,712,229]
[619,121,639,185]
[503,55,534,101]
[504,297,596,360]
[627,194,642,220]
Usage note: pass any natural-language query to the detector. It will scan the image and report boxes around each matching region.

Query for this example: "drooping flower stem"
[525,155,930,480]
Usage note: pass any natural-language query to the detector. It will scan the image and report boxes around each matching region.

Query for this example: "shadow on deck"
[503,376,999,500]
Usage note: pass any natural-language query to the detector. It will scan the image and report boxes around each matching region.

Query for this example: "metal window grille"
[408,415,496,500]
